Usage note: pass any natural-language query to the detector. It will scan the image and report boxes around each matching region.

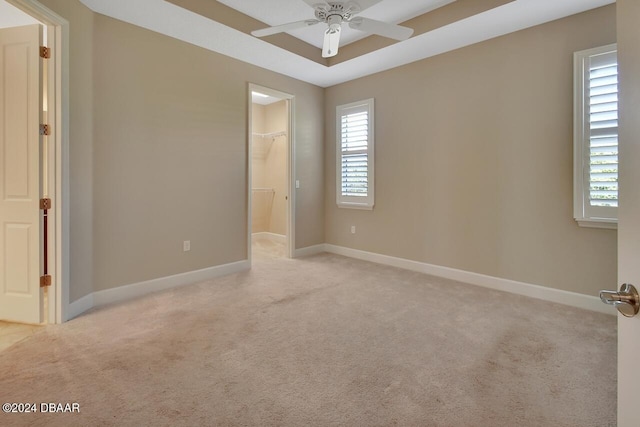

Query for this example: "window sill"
[337,203,374,211]
[576,218,617,230]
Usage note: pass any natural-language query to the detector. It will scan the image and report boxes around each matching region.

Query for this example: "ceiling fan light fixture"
[326,14,343,28]
[328,23,341,33]
[323,25,341,58]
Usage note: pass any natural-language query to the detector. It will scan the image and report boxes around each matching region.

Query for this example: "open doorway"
[248,84,295,262]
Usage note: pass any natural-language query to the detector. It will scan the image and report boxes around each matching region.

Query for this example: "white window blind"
[574,44,618,228]
[341,111,369,197]
[336,99,374,209]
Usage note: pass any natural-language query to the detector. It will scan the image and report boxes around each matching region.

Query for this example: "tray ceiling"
[78,0,614,88]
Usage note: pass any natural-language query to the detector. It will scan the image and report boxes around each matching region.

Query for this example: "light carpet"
[0,243,616,426]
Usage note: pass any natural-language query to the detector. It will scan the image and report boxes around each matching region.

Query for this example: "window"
[336,98,375,210]
[574,44,618,229]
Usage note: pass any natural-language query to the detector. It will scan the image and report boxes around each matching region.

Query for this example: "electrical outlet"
[295,180,300,189]
[183,240,191,252]
[351,226,356,234]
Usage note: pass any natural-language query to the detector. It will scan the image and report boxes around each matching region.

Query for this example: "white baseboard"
[66,245,611,319]
[293,244,326,258]
[67,293,94,321]
[323,244,612,315]
[67,260,250,321]
[252,232,286,244]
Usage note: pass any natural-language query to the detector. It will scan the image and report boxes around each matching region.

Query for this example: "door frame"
[8,0,68,324]
[247,83,296,262]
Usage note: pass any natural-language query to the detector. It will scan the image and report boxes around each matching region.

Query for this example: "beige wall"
[251,101,288,236]
[39,0,324,299]
[325,5,617,297]
[35,0,617,303]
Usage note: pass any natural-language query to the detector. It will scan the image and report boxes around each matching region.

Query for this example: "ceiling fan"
[251,0,415,58]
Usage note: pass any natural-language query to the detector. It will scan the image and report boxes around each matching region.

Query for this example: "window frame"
[573,44,618,229]
[336,98,375,210]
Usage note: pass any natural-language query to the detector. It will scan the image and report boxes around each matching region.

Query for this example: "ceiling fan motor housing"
[314,2,359,23]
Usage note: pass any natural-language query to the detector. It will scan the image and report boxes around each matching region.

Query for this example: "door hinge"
[40,198,51,210]
[40,46,50,59]
[40,124,50,136]
[40,275,52,287]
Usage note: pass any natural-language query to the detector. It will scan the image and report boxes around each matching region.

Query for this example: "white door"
[0,24,43,324]
[617,1,640,425]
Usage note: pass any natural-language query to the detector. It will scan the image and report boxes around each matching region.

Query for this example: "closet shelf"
[252,130,287,140]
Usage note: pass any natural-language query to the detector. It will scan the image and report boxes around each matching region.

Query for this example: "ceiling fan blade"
[348,17,414,41]
[252,19,320,37]
[301,0,329,9]
[347,0,384,13]
[322,26,341,58]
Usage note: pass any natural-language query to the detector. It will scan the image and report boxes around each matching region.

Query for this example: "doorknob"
[599,284,639,317]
